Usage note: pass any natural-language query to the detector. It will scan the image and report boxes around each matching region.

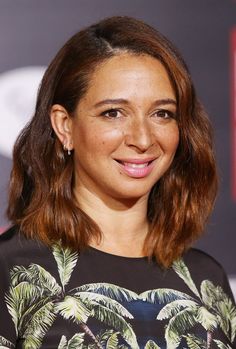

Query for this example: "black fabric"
[0,226,235,349]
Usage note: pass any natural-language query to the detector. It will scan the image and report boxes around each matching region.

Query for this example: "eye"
[154,109,176,119]
[100,108,121,118]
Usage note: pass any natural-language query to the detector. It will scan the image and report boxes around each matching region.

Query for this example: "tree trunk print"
[79,323,103,349]
[207,330,213,349]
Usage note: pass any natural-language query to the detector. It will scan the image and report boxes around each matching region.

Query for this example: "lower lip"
[116,161,155,178]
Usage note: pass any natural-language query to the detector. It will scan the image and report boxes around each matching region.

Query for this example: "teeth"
[123,162,149,168]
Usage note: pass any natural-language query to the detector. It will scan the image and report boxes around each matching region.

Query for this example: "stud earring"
[63,143,72,156]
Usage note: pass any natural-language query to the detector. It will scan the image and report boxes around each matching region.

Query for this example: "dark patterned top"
[0,226,236,349]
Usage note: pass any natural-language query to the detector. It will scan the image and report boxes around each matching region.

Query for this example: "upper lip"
[114,157,157,164]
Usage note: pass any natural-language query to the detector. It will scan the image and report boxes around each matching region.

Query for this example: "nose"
[125,117,154,152]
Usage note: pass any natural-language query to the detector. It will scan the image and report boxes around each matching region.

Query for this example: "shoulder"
[183,247,224,269]
[183,247,225,270]
[0,225,52,268]
[0,225,19,242]
[0,225,21,255]
[181,247,231,292]
[0,225,32,255]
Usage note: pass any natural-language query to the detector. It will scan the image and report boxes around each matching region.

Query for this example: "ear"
[50,104,73,150]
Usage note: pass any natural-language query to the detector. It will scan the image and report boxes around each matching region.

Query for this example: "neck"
[75,186,149,257]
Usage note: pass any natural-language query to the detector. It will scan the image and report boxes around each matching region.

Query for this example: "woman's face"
[70,53,179,202]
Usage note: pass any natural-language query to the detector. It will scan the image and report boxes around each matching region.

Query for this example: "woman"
[0,16,235,349]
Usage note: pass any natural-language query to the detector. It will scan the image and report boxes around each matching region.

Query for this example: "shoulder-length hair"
[7,16,218,267]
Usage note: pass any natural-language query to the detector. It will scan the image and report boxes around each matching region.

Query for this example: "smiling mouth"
[117,161,152,168]
[115,159,155,178]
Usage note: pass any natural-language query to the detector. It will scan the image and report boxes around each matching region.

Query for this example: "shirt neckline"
[88,245,149,261]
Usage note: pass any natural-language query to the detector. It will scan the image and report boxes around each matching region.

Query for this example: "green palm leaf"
[18,298,55,333]
[58,334,85,349]
[140,288,194,304]
[6,285,56,347]
[0,336,14,349]
[200,280,222,308]
[91,330,121,349]
[183,334,206,349]
[164,307,198,349]
[6,264,61,345]
[55,295,91,324]
[74,291,133,319]
[90,304,138,348]
[105,331,119,349]
[195,306,218,331]
[70,283,138,302]
[157,299,199,320]
[225,297,236,343]
[52,244,78,291]
[216,298,236,342]
[22,300,56,349]
[18,297,54,334]
[201,280,236,342]
[67,333,85,348]
[172,259,201,299]
[144,339,161,348]
[213,339,232,349]
[10,264,62,296]
[58,335,67,349]
[5,282,42,335]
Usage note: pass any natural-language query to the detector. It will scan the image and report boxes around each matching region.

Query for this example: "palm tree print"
[57,333,85,348]
[5,244,139,349]
[3,245,236,349]
[0,335,14,349]
[144,339,161,348]
[77,329,130,349]
[183,333,207,348]
[140,259,236,349]
[213,339,233,349]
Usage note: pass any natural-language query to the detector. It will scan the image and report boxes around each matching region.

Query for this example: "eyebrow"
[93,98,177,108]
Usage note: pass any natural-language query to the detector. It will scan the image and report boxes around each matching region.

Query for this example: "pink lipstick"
[115,158,156,178]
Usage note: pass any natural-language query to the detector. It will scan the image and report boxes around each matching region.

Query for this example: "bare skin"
[51,53,179,257]
[76,184,149,257]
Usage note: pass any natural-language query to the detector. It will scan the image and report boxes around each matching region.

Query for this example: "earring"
[63,143,72,156]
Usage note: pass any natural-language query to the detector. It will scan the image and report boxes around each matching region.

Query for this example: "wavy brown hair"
[7,16,217,267]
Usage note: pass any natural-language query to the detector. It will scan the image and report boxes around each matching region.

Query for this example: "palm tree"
[173,259,236,347]
[140,259,236,349]
[54,282,138,348]
[140,287,203,348]
[5,266,58,348]
[5,244,139,349]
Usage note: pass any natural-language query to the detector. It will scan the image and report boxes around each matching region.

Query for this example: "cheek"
[157,124,179,153]
[74,123,124,153]
[170,129,180,151]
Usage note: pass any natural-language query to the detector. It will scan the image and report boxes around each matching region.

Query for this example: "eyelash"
[153,110,176,119]
[100,108,121,118]
[100,108,176,119]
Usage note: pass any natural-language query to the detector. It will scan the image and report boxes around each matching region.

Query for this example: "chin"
[111,185,153,201]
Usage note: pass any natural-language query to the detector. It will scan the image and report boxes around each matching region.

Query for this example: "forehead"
[82,53,175,103]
